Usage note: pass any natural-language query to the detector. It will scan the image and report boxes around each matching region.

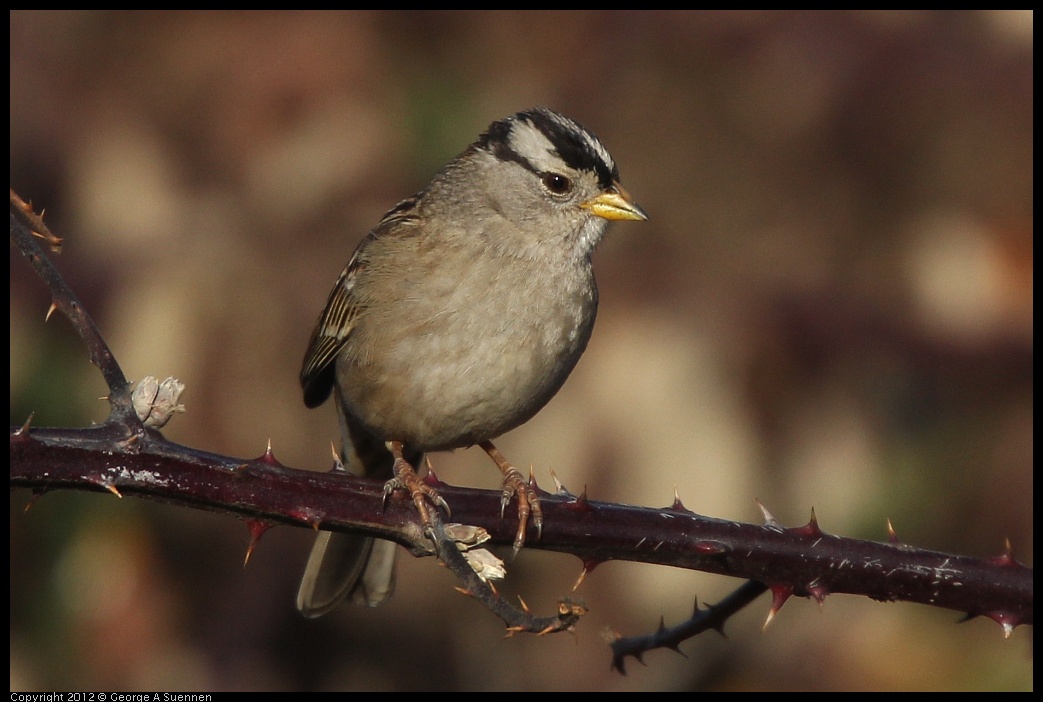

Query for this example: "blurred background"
[10,10,1032,692]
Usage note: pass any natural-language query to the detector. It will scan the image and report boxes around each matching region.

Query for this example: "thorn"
[764,585,793,629]
[565,486,593,513]
[24,489,47,512]
[807,578,829,605]
[243,519,273,566]
[984,611,1020,638]
[15,412,35,436]
[577,557,604,588]
[790,507,824,537]
[100,482,123,498]
[696,598,728,637]
[571,566,588,592]
[657,615,667,634]
[887,518,900,544]
[45,302,58,322]
[257,440,281,466]
[517,594,530,613]
[987,538,1021,568]
[669,485,693,513]
[453,586,477,599]
[328,442,346,472]
[423,457,445,487]
[549,469,572,497]
[755,498,780,528]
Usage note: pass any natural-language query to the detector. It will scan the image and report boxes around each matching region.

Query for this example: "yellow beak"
[581,183,648,222]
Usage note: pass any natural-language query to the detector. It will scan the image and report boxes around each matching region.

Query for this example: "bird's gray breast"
[338,250,597,450]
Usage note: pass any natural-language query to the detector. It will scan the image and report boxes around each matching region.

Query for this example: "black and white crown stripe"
[478,108,619,191]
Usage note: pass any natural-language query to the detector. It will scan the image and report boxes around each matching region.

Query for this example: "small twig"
[427,509,586,635]
[609,580,768,673]
[10,190,139,428]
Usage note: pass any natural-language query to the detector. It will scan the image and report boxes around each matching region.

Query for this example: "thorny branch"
[9,192,1033,667]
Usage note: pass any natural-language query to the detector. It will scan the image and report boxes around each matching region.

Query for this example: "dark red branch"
[11,423,1032,634]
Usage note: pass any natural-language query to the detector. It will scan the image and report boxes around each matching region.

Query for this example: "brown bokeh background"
[10,11,1032,691]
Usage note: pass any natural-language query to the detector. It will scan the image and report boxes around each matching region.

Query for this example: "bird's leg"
[382,441,448,535]
[479,440,543,558]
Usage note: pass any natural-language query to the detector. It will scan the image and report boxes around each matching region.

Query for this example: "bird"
[297,107,647,616]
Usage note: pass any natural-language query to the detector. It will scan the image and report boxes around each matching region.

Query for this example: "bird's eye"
[541,172,572,195]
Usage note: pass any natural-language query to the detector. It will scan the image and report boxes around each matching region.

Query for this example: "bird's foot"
[480,440,544,559]
[383,441,449,534]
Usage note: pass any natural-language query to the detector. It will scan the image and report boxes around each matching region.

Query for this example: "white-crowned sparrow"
[297,107,647,616]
